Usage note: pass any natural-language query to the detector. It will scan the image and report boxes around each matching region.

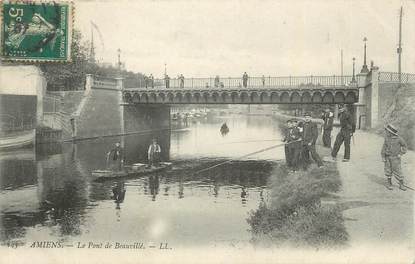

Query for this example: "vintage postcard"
[0,0,414,263]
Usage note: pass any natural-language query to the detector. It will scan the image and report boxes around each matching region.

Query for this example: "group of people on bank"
[284,104,409,191]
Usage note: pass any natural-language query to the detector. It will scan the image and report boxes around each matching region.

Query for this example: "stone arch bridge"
[122,75,360,104]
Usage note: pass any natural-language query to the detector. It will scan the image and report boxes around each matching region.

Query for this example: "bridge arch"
[184,92,192,103]
[231,92,238,103]
[270,92,279,103]
[203,92,210,103]
[124,92,132,103]
[212,92,219,102]
[167,92,174,102]
[260,92,269,103]
[302,92,312,103]
[174,92,183,103]
[240,92,249,103]
[280,92,290,103]
[322,91,334,103]
[311,92,322,103]
[140,93,149,103]
[291,92,301,103]
[158,92,166,102]
[334,91,345,103]
[194,92,201,103]
[250,92,260,103]
[345,91,357,103]
[221,92,230,103]
[148,92,157,103]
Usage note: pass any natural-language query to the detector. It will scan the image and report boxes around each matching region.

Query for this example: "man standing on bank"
[331,104,356,162]
[302,112,324,169]
[321,108,334,148]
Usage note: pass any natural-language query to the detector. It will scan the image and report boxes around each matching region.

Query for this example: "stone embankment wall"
[74,89,123,139]
[58,87,170,140]
[379,83,415,150]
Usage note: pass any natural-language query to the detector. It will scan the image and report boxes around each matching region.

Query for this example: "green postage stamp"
[1,1,73,62]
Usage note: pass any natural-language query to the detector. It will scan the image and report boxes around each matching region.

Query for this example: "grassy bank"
[247,161,347,248]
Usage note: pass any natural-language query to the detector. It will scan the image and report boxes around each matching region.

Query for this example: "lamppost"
[117,48,122,75]
[352,57,356,82]
[360,37,369,73]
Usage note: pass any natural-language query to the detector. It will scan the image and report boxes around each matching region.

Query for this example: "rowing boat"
[91,162,172,180]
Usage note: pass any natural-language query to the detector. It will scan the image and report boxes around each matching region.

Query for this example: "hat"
[385,124,398,135]
[304,112,311,117]
[339,104,346,112]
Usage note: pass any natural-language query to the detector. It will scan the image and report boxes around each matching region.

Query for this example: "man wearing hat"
[382,124,408,191]
[148,138,161,167]
[302,112,324,168]
[321,108,334,148]
[331,104,355,162]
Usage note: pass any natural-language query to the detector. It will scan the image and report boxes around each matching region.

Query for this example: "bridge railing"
[129,75,360,89]
[378,72,415,83]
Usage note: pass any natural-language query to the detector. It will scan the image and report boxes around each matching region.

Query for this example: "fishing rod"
[222,139,281,145]
[194,139,301,174]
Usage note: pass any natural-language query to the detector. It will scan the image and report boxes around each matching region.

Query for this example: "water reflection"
[1,114,281,247]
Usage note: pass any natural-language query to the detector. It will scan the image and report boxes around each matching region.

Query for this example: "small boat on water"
[91,162,172,181]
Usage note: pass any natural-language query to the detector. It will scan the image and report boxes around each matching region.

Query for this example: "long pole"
[341,49,344,85]
[398,6,403,87]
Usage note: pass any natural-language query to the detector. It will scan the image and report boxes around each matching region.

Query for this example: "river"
[0,114,285,249]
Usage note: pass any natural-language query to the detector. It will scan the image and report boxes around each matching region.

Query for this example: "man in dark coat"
[331,104,356,162]
[321,108,334,148]
[302,112,324,168]
[283,119,303,171]
[107,142,125,171]
[283,120,294,168]
[242,72,248,88]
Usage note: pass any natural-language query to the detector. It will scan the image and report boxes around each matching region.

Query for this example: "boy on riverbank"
[382,124,408,191]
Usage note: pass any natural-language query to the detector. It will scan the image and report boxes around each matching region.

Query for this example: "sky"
[76,0,415,78]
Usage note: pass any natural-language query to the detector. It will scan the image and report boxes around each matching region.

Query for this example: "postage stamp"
[1,1,73,62]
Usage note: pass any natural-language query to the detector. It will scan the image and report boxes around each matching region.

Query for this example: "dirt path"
[330,129,414,251]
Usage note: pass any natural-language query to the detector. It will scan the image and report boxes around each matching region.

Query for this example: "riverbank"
[251,112,414,260]
[248,145,347,248]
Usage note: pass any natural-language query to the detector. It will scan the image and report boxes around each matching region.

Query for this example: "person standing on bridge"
[179,74,185,88]
[242,72,249,88]
[330,104,356,162]
[144,75,149,88]
[302,112,324,169]
[214,75,220,88]
[165,74,170,88]
[261,75,266,87]
[321,108,334,148]
[149,74,154,88]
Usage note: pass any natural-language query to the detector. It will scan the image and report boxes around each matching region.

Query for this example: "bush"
[247,164,348,248]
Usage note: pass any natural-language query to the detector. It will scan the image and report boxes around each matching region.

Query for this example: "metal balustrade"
[378,72,415,84]
[125,75,364,90]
